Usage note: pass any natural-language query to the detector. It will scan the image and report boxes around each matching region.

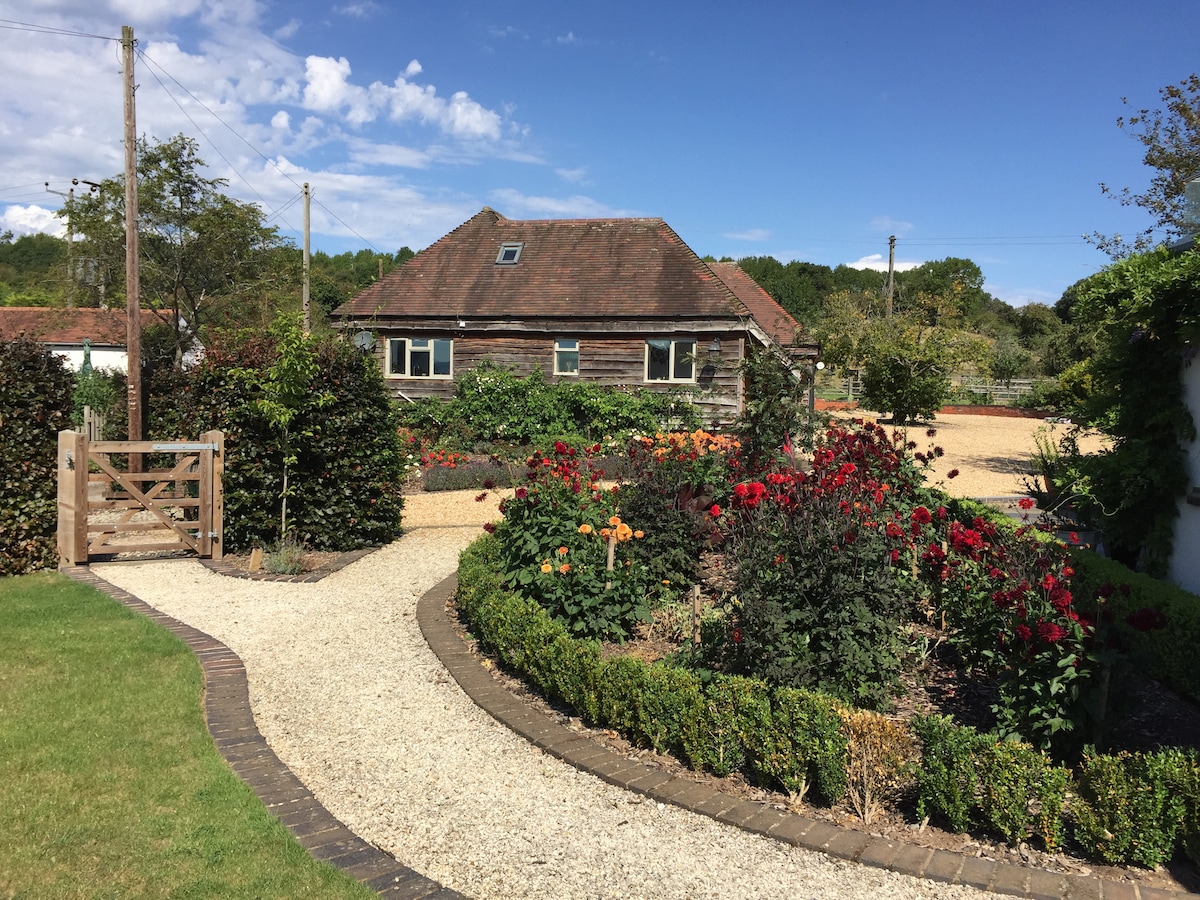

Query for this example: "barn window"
[554,338,579,375]
[645,338,695,382]
[387,338,453,378]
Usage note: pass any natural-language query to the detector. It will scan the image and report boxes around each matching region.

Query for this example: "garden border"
[416,572,1197,900]
[59,565,462,900]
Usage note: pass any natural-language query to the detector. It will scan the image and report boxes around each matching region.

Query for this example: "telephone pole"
[302,182,311,333]
[884,234,896,319]
[122,25,142,442]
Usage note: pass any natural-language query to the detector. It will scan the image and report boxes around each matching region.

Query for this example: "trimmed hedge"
[142,329,405,553]
[455,534,1200,867]
[0,337,74,574]
[1068,549,1200,703]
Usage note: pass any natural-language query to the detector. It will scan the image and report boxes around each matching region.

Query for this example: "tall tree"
[1092,73,1200,258]
[68,135,288,365]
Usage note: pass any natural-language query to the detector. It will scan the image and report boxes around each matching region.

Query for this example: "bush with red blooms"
[717,422,935,710]
[910,495,1157,755]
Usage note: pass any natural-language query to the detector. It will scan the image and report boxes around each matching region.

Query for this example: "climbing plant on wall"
[1068,245,1200,574]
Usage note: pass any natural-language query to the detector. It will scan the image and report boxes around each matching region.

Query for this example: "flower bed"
[460,421,1200,869]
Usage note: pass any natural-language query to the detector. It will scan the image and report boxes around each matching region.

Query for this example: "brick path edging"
[416,573,1196,900]
[60,565,463,900]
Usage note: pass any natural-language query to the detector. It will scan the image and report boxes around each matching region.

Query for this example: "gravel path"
[92,524,1000,900]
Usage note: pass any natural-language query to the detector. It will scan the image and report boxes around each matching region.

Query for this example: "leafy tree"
[248,313,334,540]
[309,246,414,318]
[1065,246,1200,572]
[1093,73,1200,257]
[1015,303,1064,352]
[988,337,1034,386]
[68,135,288,365]
[896,258,994,324]
[0,233,67,306]
[735,256,831,324]
[858,317,984,424]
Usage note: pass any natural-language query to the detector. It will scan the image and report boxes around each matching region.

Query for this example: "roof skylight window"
[495,242,524,265]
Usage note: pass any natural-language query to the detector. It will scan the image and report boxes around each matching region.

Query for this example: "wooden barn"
[332,208,818,423]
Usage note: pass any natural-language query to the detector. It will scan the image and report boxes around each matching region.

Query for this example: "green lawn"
[0,572,376,899]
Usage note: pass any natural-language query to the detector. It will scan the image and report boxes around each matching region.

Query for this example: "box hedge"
[455,533,1200,868]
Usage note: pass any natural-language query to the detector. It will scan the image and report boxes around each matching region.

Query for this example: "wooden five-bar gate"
[57,430,224,566]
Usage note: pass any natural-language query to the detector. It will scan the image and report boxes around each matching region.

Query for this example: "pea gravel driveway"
[92,512,1001,900]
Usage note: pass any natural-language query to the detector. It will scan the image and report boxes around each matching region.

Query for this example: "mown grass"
[0,572,375,899]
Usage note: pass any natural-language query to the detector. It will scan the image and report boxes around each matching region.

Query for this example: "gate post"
[202,429,224,560]
[57,430,89,567]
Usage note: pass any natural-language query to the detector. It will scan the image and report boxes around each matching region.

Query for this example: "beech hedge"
[0,337,74,575]
[138,330,405,553]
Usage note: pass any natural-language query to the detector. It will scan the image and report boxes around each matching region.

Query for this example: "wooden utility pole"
[302,182,311,333]
[122,25,142,442]
[884,235,896,319]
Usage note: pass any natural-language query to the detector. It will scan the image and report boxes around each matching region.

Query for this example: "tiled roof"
[0,307,174,346]
[707,262,814,348]
[335,208,756,325]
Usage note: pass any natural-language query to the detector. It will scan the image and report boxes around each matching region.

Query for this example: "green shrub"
[912,715,991,833]
[1067,549,1200,703]
[767,688,848,804]
[0,336,74,575]
[395,360,701,449]
[1072,750,1188,867]
[420,461,517,492]
[975,739,1068,850]
[455,534,1200,867]
[146,330,405,553]
[70,367,119,432]
[1175,750,1200,866]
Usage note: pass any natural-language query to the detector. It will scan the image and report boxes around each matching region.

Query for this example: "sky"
[0,1,1196,310]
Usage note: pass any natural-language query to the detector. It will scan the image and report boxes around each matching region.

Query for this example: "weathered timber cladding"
[377,330,744,422]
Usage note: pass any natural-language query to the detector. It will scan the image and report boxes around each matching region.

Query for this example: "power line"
[133,47,382,252]
[0,19,116,41]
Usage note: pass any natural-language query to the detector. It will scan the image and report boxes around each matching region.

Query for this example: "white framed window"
[554,338,579,375]
[645,338,696,382]
[495,242,524,265]
[386,337,453,379]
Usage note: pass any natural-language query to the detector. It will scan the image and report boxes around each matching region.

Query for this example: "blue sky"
[0,1,1195,309]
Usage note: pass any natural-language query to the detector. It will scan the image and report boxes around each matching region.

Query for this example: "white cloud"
[869,215,915,236]
[303,56,380,126]
[297,56,502,139]
[555,167,588,184]
[488,25,527,40]
[271,110,291,129]
[274,18,300,40]
[1,204,63,236]
[724,228,771,242]
[333,2,382,18]
[556,31,580,45]
[845,253,921,272]
[404,59,423,78]
[346,139,430,169]
[488,188,635,219]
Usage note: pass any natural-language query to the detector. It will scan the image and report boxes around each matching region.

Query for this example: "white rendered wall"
[1169,359,1200,594]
